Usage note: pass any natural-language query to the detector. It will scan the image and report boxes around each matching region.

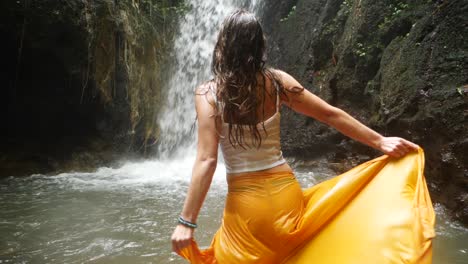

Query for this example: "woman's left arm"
[171,85,219,253]
[315,107,419,157]
[277,70,419,158]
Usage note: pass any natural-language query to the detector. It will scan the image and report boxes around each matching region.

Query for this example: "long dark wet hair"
[212,10,286,148]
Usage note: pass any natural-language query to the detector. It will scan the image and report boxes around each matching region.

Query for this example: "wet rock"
[0,0,180,176]
[263,0,468,225]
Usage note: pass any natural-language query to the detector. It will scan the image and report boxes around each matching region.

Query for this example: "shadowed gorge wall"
[262,0,467,224]
[0,0,183,176]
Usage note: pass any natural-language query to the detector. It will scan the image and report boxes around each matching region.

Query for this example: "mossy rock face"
[264,0,468,224]
[0,0,181,176]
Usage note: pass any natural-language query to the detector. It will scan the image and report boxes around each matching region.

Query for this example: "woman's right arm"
[276,70,418,157]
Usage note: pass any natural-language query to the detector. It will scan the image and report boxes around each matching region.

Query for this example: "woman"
[171,10,434,264]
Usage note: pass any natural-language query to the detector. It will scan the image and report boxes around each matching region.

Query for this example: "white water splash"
[34,156,227,191]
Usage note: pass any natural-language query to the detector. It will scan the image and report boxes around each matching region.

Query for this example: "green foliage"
[352,40,385,59]
[280,5,296,22]
[340,0,353,16]
[136,0,191,17]
[322,0,353,37]
[354,42,367,57]
[378,1,411,30]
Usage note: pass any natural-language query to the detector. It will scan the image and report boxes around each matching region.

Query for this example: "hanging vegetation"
[0,0,187,176]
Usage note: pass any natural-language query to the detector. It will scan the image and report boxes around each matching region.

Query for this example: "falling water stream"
[0,0,467,263]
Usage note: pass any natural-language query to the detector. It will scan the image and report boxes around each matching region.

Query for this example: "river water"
[0,159,467,263]
[1,0,467,263]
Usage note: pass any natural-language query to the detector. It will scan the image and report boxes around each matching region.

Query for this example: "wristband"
[178,216,198,228]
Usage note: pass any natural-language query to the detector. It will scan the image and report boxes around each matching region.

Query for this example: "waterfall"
[157,0,262,158]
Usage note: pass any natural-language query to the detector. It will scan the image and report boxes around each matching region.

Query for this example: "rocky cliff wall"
[262,0,467,224]
[0,0,183,176]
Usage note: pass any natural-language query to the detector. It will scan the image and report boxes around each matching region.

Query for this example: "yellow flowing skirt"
[179,148,435,263]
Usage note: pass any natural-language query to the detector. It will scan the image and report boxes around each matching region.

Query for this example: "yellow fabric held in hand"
[179,148,435,263]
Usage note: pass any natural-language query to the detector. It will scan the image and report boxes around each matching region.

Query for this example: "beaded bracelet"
[178,216,198,228]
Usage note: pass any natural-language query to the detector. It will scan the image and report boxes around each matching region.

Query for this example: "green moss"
[89,0,184,151]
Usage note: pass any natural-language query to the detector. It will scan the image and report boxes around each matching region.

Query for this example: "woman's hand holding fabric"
[377,136,419,158]
[171,224,194,253]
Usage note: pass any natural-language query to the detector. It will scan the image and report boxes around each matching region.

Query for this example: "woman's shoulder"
[195,80,217,107]
[264,68,289,79]
[195,80,215,95]
[268,69,295,85]
[265,68,304,93]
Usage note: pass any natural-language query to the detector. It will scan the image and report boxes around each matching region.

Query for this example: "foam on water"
[27,157,227,192]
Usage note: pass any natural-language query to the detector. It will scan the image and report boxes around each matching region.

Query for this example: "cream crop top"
[210,87,286,174]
